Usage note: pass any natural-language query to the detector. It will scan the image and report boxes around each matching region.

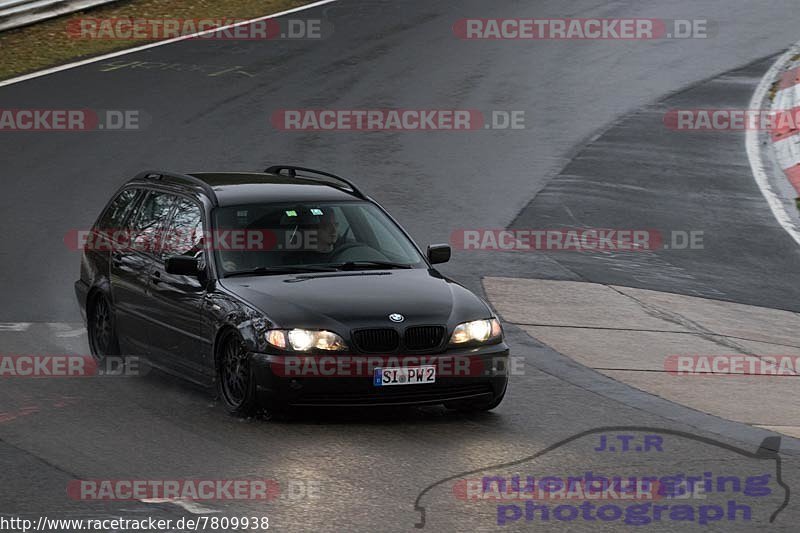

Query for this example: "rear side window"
[97,188,139,230]
[161,198,204,259]
[128,191,177,255]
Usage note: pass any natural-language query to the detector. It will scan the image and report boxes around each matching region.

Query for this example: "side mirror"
[165,255,201,277]
[427,244,451,265]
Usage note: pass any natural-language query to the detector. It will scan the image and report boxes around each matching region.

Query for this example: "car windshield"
[212,202,426,276]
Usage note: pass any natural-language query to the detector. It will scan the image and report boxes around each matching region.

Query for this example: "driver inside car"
[220,208,341,272]
[287,209,340,260]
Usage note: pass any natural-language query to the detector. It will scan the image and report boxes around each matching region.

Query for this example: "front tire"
[217,330,259,416]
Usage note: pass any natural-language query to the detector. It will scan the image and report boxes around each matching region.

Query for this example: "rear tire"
[87,293,120,361]
[216,330,260,416]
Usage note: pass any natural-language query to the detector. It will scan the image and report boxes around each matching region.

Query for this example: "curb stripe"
[747,42,800,247]
[785,165,800,191]
[774,84,800,109]
[772,129,800,160]
[769,107,800,141]
[777,66,800,91]
[769,59,800,195]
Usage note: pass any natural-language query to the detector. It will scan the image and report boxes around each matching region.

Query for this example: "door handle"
[111,251,122,266]
[151,270,162,284]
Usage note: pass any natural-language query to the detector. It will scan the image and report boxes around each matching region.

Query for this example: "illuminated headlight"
[266,329,347,352]
[449,318,503,345]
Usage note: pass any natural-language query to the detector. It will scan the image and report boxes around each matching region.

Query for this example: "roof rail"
[265,165,366,199]
[135,170,219,206]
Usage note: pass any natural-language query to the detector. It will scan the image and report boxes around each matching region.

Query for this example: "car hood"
[218,268,492,332]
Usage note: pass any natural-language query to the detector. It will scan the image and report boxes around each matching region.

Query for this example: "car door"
[111,189,176,357]
[146,196,211,379]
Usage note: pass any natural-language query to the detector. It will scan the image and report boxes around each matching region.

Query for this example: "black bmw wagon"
[75,166,509,416]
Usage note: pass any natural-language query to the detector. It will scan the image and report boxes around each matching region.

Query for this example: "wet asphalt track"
[1,0,800,531]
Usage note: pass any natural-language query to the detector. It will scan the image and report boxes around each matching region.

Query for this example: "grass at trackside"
[0,0,316,81]
[768,80,780,102]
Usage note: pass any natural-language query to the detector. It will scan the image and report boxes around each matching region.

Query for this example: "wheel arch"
[86,278,113,311]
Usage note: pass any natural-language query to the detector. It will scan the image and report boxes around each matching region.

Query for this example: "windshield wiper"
[330,261,414,270]
[225,265,339,277]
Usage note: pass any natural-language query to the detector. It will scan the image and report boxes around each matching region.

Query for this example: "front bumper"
[250,343,510,407]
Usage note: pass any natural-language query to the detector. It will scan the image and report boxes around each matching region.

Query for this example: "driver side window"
[162,198,204,261]
[128,191,176,256]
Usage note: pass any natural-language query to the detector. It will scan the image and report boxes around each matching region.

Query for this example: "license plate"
[373,366,436,386]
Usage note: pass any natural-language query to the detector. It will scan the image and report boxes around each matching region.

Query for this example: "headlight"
[265,329,347,352]
[449,318,503,345]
